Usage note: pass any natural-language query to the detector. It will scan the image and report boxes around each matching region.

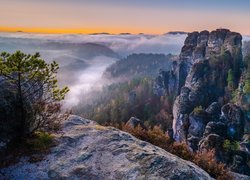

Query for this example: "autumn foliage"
[121,124,232,179]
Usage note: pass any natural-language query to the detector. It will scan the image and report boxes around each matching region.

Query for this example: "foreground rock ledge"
[1,115,214,179]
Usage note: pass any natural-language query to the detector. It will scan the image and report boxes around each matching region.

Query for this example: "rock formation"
[160,29,250,175]
[125,117,146,129]
[0,115,213,179]
[171,29,243,143]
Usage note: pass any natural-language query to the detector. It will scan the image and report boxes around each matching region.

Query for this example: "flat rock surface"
[0,115,213,180]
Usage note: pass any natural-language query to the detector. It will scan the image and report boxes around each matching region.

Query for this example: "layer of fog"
[0,32,186,108]
[0,32,186,57]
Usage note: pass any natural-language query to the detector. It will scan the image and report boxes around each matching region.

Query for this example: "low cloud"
[0,32,186,56]
[0,32,186,108]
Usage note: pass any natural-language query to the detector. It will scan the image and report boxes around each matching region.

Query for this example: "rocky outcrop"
[0,115,213,179]
[153,61,178,97]
[202,121,227,138]
[172,29,243,143]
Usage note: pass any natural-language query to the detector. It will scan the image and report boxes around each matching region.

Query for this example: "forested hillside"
[73,77,173,130]
[103,53,176,81]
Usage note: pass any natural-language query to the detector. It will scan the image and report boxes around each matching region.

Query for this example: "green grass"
[26,131,54,152]
[0,131,55,168]
[193,106,203,114]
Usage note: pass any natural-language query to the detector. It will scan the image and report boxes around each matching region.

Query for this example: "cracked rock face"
[0,115,213,180]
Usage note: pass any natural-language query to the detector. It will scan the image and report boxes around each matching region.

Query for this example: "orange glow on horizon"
[0,26,163,35]
[0,26,249,36]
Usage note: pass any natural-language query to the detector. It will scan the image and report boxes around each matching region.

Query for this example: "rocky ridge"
[0,115,214,179]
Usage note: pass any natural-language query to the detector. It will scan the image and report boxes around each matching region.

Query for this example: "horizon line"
[0,27,249,36]
[0,27,166,35]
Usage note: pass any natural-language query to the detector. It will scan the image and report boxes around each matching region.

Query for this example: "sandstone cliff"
[166,29,243,142]
[165,29,250,176]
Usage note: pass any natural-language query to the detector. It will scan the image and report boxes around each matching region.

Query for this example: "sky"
[1,0,250,35]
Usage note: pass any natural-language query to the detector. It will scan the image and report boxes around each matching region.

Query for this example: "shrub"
[0,51,69,139]
[193,150,233,180]
[223,139,240,152]
[122,124,173,150]
[227,69,234,90]
[231,89,239,103]
[170,142,194,161]
[121,123,232,179]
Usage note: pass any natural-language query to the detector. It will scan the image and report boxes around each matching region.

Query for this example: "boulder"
[199,134,224,152]
[230,172,250,180]
[205,102,221,121]
[0,115,213,179]
[125,117,146,129]
[221,103,245,140]
[230,154,250,176]
[187,136,201,152]
[187,110,211,151]
[203,121,227,138]
[188,111,210,138]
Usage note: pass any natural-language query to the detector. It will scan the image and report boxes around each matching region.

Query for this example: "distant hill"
[43,41,119,60]
[0,36,119,60]
[165,31,188,35]
[103,53,177,81]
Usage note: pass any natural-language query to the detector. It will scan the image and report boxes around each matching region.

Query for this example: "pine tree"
[0,51,69,137]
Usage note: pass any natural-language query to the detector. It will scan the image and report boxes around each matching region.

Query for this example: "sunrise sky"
[1,0,250,35]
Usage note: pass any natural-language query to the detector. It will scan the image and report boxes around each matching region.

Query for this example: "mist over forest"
[2,0,250,178]
[0,32,187,107]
